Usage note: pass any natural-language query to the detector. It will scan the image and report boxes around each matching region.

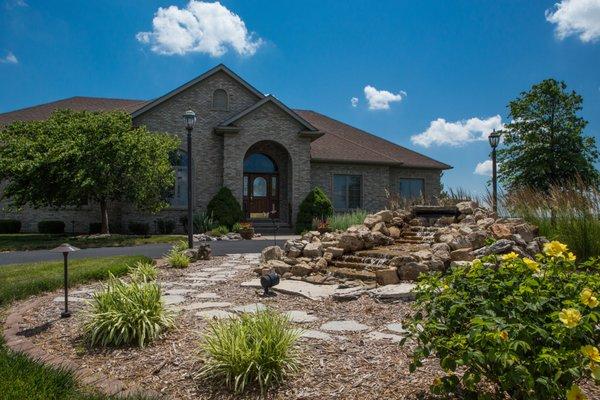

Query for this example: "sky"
[1,0,599,195]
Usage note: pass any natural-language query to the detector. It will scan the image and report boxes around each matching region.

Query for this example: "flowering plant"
[403,241,600,399]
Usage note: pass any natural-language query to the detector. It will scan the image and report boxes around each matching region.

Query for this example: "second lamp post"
[488,129,501,215]
[183,110,197,249]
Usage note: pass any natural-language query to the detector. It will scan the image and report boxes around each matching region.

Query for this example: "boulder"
[291,263,312,277]
[512,223,538,242]
[376,268,400,285]
[364,214,383,228]
[338,233,364,252]
[261,245,283,262]
[456,201,477,215]
[477,217,495,229]
[315,257,328,270]
[431,242,451,253]
[472,239,514,257]
[428,258,447,272]
[467,230,488,250]
[267,259,291,275]
[450,248,475,262]
[397,262,428,281]
[303,242,323,258]
[409,217,427,226]
[435,216,455,226]
[490,223,512,239]
[449,236,471,250]
[371,222,389,236]
[375,209,393,223]
[197,244,212,260]
[372,231,394,246]
[328,247,345,258]
[388,226,401,239]
[389,254,418,266]
[287,247,302,258]
[182,248,199,262]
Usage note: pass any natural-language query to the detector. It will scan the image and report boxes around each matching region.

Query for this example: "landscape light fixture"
[260,271,280,297]
[488,129,501,214]
[183,110,197,249]
[50,243,80,318]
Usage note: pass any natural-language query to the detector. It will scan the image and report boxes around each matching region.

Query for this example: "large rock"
[375,268,400,285]
[490,223,512,239]
[456,201,477,215]
[291,263,312,277]
[338,233,363,252]
[449,236,471,250]
[368,283,416,301]
[512,223,538,242]
[371,222,389,236]
[375,209,393,223]
[328,247,344,258]
[267,259,291,275]
[467,230,488,250]
[388,226,401,239]
[303,242,323,258]
[372,231,394,246]
[363,214,383,228]
[477,217,495,229]
[261,245,283,262]
[450,248,475,261]
[397,261,428,281]
[472,239,514,257]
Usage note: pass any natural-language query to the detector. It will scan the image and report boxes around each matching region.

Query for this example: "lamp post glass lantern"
[50,243,80,318]
[488,129,501,214]
[183,110,197,249]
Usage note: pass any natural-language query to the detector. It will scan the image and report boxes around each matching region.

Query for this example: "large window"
[399,178,424,199]
[243,153,277,173]
[169,151,188,207]
[333,174,362,210]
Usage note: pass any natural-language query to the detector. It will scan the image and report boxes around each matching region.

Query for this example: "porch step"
[251,220,293,234]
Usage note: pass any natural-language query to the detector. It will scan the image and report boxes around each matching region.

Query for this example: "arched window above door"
[243,153,277,173]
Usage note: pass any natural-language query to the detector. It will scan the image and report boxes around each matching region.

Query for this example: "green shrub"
[128,261,158,282]
[295,187,333,233]
[89,222,102,234]
[0,219,21,234]
[128,221,150,236]
[232,222,242,233]
[209,225,229,237]
[198,310,301,394]
[156,219,176,234]
[171,240,188,253]
[327,210,368,231]
[404,241,600,399]
[167,250,190,268]
[179,212,216,234]
[207,187,243,229]
[37,220,65,234]
[83,274,174,347]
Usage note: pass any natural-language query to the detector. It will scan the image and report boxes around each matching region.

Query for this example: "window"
[253,177,267,197]
[212,89,228,110]
[399,178,424,199]
[169,151,188,207]
[243,153,277,173]
[333,174,362,210]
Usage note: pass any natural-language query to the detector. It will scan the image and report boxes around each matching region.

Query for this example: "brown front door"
[243,173,278,219]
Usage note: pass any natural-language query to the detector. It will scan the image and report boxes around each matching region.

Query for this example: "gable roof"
[296,110,452,170]
[131,64,264,118]
[218,95,320,134]
[0,96,148,127]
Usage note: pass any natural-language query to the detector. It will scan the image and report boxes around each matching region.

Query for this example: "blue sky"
[1,0,599,194]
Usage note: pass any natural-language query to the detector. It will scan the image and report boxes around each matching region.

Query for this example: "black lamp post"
[488,129,501,214]
[51,243,80,318]
[183,110,197,249]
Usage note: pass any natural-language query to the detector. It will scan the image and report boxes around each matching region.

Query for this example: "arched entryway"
[243,141,292,222]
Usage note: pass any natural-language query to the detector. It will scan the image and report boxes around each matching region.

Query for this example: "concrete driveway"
[0,236,294,265]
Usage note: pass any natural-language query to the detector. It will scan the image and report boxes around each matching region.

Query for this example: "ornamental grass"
[404,240,600,399]
[197,310,301,394]
[83,274,174,347]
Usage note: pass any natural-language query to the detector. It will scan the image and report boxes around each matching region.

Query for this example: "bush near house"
[404,241,600,400]
[0,219,21,234]
[295,187,333,233]
[198,310,301,394]
[207,187,244,229]
[210,225,229,237]
[37,220,65,234]
[89,222,102,234]
[128,222,150,236]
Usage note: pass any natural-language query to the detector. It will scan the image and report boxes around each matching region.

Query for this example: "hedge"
[0,219,21,234]
[38,220,65,234]
[128,222,150,236]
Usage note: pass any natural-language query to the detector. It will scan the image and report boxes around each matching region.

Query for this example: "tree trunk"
[100,199,110,234]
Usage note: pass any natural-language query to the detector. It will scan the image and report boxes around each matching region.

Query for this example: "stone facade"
[0,66,447,233]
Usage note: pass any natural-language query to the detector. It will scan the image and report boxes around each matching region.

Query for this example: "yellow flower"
[591,364,600,381]
[498,330,509,341]
[567,252,577,262]
[559,308,581,328]
[581,288,599,308]
[544,240,568,257]
[502,252,519,261]
[472,259,482,268]
[566,384,588,400]
[523,258,540,273]
[581,345,600,362]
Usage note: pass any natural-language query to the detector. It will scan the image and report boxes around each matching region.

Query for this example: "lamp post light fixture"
[51,243,80,318]
[488,129,501,215]
[183,110,197,249]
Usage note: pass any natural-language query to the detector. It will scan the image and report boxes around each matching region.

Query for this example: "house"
[0,64,451,233]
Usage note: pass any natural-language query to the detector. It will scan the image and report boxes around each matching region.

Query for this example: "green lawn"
[0,335,152,399]
[0,233,185,252]
[0,255,149,306]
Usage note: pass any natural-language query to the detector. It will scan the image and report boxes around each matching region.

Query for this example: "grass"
[0,233,186,252]
[327,210,368,231]
[0,255,150,306]
[198,310,301,394]
[0,335,153,399]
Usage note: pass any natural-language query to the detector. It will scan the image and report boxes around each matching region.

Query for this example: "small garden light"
[51,243,80,318]
[260,271,280,297]
[182,110,197,249]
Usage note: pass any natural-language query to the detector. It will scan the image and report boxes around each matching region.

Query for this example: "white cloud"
[136,1,263,57]
[363,85,406,110]
[350,97,358,107]
[474,160,493,176]
[410,115,503,148]
[545,0,600,42]
[0,51,18,64]
[4,0,28,9]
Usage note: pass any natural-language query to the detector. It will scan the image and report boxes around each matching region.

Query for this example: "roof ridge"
[0,96,146,116]
[298,109,451,169]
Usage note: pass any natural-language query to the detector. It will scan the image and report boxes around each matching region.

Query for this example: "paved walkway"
[0,236,292,265]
